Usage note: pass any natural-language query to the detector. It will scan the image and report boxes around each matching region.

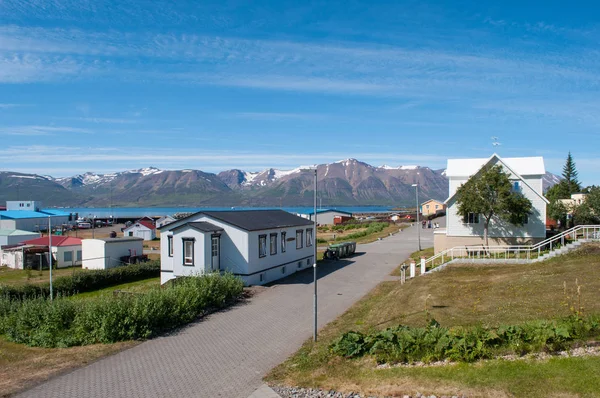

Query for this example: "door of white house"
[211,236,220,271]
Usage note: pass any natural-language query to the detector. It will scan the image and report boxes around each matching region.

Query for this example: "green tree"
[562,152,581,194]
[573,186,600,225]
[545,183,570,229]
[455,164,533,246]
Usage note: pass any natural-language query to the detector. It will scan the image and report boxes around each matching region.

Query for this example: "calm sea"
[62,206,397,218]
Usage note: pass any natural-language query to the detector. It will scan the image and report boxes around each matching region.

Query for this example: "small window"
[435,205,439,209]
[211,237,218,257]
[463,213,479,224]
[281,266,286,274]
[281,232,286,253]
[259,235,267,258]
[183,238,194,266]
[306,228,313,247]
[270,233,277,255]
[26,203,30,207]
[76,250,82,261]
[167,235,173,257]
[259,272,265,282]
[298,261,302,268]
[426,205,430,208]
[64,251,73,262]
[523,214,529,224]
[307,258,311,266]
[296,230,303,249]
[128,231,133,237]
[513,181,521,192]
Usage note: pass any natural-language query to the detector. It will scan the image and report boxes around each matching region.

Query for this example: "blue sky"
[1,0,599,183]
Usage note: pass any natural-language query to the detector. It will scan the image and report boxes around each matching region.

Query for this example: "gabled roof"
[421,199,445,206]
[304,209,353,216]
[124,220,156,231]
[446,154,545,178]
[172,222,224,233]
[0,229,40,237]
[21,236,83,247]
[444,154,549,205]
[163,209,313,232]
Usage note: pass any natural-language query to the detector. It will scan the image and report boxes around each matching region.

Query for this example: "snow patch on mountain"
[400,165,419,170]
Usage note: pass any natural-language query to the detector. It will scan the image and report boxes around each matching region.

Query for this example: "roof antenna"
[491,136,502,148]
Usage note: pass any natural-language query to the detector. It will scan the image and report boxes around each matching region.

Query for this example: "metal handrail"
[422,224,600,272]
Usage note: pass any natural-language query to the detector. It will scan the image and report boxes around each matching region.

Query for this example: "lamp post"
[48,216,53,301]
[302,166,319,342]
[312,168,317,342]
[412,184,422,251]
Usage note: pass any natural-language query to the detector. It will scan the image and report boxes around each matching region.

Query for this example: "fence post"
[421,257,426,275]
[410,260,416,278]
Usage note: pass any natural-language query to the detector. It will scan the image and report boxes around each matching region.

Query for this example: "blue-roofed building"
[0,210,66,232]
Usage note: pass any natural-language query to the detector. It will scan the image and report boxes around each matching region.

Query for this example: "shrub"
[0,273,244,348]
[0,261,160,300]
[330,316,600,364]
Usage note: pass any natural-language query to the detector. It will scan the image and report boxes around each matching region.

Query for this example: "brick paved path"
[18,224,434,398]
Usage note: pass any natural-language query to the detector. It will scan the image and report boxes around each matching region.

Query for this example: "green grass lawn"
[72,277,160,299]
[266,244,600,397]
[0,266,84,286]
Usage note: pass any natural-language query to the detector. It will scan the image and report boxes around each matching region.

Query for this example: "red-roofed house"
[123,219,156,241]
[21,236,83,268]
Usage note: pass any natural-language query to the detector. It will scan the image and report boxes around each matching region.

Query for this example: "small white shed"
[82,237,144,270]
[122,219,156,241]
[0,229,40,247]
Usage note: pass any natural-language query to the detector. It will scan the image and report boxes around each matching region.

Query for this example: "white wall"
[446,160,546,240]
[123,224,155,241]
[83,239,144,269]
[53,245,82,268]
[6,201,41,211]
[1,250,21,269]
[0,217,63,232]
[160,214,315,286]
[308,211,350,225]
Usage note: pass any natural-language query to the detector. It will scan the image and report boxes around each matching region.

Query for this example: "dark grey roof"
[172,222,224,233]
[201,210,313,231]
[100,237,144,243]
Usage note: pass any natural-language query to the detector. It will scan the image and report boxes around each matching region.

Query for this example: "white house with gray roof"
[435,154,549,253]
[159,210,315,285]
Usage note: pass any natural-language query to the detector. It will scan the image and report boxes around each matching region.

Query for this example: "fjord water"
[63,206,395,218]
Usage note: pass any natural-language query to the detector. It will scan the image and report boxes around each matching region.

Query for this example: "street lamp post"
[48,216,53,301]
[312,168,318,342]
[412,184,422,252]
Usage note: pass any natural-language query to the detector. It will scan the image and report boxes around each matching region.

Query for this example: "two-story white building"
[159,210,315,286]
[435,154,549,252]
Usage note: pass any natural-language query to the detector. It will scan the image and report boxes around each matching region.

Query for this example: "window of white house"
[270,233,277,255]
[128,231,133,237]
[306,229,313,247]
[281,266,286,274]
[167,235,173,257]
[463,213,480,224]
[259,235,267,258]
[281,232,286,252]
[76,250,82,261]
[64,251,73,262]
[183,238,194,266]
[522,214,529,224]
[296,230,303,249]
[512,181,521,192]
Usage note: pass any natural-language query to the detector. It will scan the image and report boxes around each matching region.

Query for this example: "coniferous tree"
[562,152,581,194]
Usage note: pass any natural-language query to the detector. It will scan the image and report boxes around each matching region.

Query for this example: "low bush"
[0,261,160,300]
[343,222,388,240]
[0,273,243,348]
[330,316,600,364]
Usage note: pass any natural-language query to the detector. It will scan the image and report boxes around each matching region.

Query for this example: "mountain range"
[0,159,562,207]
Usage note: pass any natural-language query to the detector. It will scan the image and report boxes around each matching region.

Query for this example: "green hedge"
[0,273,244,348]
[331,316,600,364]
[0,261,160,300]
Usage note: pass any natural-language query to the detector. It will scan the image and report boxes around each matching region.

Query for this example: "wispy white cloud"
[0,126,93,136]
[59,117,137,124]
